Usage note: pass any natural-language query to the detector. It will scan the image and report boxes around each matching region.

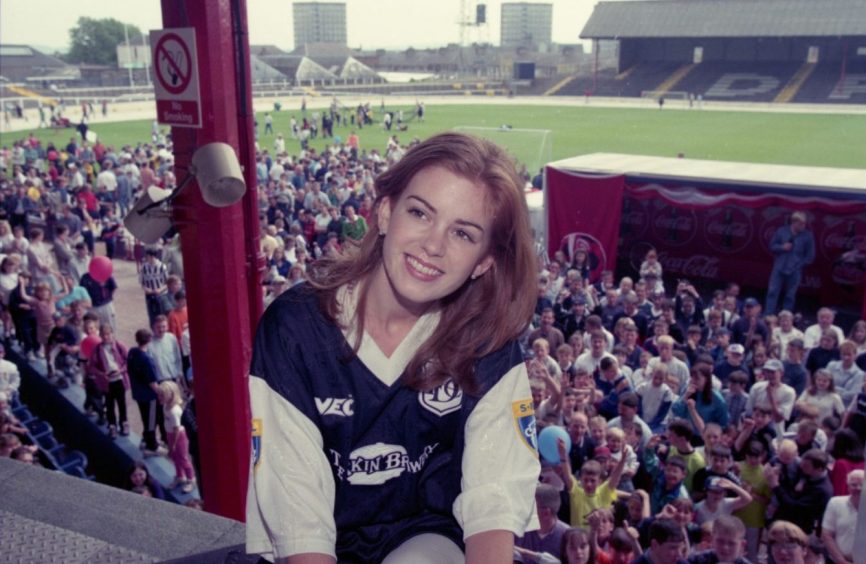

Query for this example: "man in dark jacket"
[767,448,833,535]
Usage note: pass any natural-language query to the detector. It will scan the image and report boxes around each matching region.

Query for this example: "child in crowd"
[642,442,690,514]
[589,415,607,447]
[158,380,196,493]
[797,368,845,423]
[606,427,638,492]
[723,370,750,427]
[557,438,627,527]
[687,515,752,564]
[635,363,674,433]
[734,406,777,459]
[693,477,752,525]
[734,440,771,563]
[561,527,593,564]
[666,419,705,492]
[692,444,740,502]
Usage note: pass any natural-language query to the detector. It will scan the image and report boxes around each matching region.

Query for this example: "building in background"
[293,1,347,50]
[501,2,553,48]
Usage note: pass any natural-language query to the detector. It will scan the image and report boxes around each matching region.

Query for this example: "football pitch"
[3,102,865,171]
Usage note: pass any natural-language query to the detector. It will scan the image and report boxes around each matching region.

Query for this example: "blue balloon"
[538,425,571,464]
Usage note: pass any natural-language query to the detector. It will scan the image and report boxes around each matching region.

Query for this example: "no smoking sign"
[150,28,202,128]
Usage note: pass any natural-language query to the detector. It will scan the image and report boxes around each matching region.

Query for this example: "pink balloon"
[88,256,113,283]
[81,335,102,358]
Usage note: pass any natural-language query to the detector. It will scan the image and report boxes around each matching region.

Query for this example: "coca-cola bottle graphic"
[843,220,856,251]
[722,209,733,250]
[667,208,679,243]
[622,200,633,237]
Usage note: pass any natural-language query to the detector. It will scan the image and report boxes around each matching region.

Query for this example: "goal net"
[453,126,553,177]
[641,90,690,102]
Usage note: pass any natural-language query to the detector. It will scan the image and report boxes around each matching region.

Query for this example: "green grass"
[3,103,865,170]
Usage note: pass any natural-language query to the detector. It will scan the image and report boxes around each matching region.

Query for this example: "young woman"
[671,363,729,435]
[246,133,540,563]
[561,527,593,564]
[795,369,844,423]
[125,460,166,500]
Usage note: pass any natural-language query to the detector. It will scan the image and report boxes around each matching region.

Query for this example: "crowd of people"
[516,247,865,563]
[0,129,200,496]
[2,111,866,563]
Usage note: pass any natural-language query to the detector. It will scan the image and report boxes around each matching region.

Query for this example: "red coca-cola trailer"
[543,153,866,320]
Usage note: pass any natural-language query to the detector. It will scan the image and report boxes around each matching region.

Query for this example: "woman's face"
[690,371,706,390]
[566,534,591,564]
[816,373,831,391]
[130,467,147,487]
[770,541,806,564]
[375,166,494,314]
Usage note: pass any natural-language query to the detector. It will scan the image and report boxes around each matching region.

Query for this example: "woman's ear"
[471,255,494,279]
[377,197,392,234]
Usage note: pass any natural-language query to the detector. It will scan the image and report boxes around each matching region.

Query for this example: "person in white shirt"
[821,469,862,564]
[746,359,795,435]
[96,160,117,194]
[804,307,846,350]
[773,310,805,362]
[827,340,866,407]
[148,315,182,385]
[647,336,690,394]
[575,330,615,376]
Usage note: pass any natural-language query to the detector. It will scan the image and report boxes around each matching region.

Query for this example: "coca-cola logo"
[820,218,866,262]
[702,206,754,254]
[657,252,720,279]
[627,241,657,272]
[832,250,866,285]
[620,198,649,239]
[758,211,789,255]
[650,206,697,247]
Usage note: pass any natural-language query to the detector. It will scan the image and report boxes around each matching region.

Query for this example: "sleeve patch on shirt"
[512,399,539,456]
[251,418,262,470]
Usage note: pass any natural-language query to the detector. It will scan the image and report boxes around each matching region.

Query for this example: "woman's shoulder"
[260,282,320,324]
[255,283,340,348]
[472,340,526,392]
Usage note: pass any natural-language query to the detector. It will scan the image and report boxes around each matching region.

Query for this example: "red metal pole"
[159,0,260,521]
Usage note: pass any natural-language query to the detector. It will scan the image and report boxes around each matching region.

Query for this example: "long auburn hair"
[308,132,537,393]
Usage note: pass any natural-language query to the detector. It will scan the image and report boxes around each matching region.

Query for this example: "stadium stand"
[577,0,866,104]
[676,61,802,102]
[554,62,682,98]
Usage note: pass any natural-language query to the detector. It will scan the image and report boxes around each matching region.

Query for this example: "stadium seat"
[24,418,54,439]
[48,446,88,473]
[12,405,35,423]
[36,433,61,452]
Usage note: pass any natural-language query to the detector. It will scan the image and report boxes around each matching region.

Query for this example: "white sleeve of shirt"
[245,375,337,561]
[453,362,541,540]
[821,496,840,533]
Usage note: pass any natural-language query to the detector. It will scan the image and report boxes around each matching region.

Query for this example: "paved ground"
[108,249,150,436]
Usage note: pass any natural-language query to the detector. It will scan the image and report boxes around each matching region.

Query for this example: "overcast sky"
[0,0,598,53]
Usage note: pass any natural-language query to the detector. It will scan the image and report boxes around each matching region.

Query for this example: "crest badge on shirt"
[418,378,463,416]
[251,418,262,470]
[512,399,538,456]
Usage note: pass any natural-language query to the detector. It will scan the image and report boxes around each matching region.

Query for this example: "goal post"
[452,126,553,177]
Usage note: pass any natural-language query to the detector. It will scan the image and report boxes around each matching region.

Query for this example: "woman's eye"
[455,229,474,243]
[408,207,426,219]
